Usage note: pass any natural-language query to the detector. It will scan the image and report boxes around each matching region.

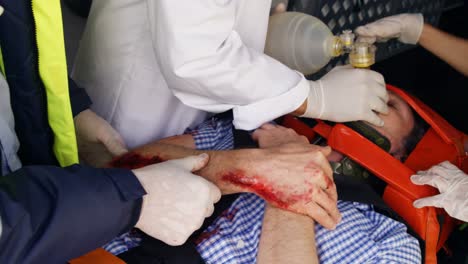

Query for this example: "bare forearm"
[257,205,318,264]
[419,24,468,76]
[109,139,253,194]
[109,134,340,227]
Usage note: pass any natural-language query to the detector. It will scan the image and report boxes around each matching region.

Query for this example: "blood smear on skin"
[222,171,290,209]
[108,152,164,169]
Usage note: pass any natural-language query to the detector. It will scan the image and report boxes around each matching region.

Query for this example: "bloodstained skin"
[222,170,314,210]
[109,152,165,169]
[305,161,334,189]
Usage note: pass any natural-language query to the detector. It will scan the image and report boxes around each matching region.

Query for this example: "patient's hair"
[397,109,429,161]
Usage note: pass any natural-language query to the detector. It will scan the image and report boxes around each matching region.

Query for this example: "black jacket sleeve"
[69,77,92,117]
[0,164,146,263]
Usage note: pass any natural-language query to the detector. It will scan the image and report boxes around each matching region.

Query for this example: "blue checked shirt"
[104,117,421,263]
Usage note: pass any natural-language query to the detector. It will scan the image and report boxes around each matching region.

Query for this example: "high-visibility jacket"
[0,0,88,167]
[0,2,146,263]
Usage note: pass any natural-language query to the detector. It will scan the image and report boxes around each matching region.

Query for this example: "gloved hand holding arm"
[411,161,468,222]
[0,156,221,263]
[74,109,128,167]
[133,154,221,246]
[356,14,468,76]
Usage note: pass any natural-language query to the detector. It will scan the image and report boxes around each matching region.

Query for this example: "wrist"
[203,148,266,194]
[301,81,323,118]
[402,13,424,44]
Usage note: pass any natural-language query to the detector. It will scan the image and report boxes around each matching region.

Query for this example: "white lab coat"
[72,0,309,149]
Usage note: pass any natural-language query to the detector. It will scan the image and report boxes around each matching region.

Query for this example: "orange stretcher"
[71,84,467,264]
[282,84,468,264]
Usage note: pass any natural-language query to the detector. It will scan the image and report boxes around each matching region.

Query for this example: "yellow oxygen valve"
[349,41,377,68]
[339,30,355,53]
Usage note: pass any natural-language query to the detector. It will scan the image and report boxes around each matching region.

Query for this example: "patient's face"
[370,91,414,159]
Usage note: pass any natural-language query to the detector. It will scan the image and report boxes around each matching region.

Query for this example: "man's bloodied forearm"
[109,137,341,229]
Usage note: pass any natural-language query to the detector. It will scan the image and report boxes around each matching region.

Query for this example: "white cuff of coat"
[232,74,309,130]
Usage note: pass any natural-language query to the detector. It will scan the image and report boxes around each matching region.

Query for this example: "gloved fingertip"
[413,200,425,208]
[410,175,423,184]
[197,153,210,167]
[198,152,209,159]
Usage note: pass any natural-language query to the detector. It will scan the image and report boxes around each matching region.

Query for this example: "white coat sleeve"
[148,0,309,130]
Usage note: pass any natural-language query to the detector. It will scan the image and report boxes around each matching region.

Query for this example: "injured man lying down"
[103,90,423,263]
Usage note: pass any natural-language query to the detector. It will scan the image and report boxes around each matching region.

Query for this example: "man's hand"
[302,65,389,127]
[134,154,221,246]
[74,109,128,166]
[249,125,340,229]
[252,123,309,148]
[355,13,424,45]
[222,140,340,229]
[115,132,340,229]
[411,161,468,222]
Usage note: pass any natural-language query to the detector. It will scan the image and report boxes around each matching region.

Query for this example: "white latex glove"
[133,154,222,246]
[355,13,424,45]
[411,161,468,222]
[303,65,389,127]
[74,109,128,166]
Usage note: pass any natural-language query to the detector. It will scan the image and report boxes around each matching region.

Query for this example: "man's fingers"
[314,188,341,224]
[261,123,278,130]
[306,151,333,180]
[306,203,337,230]
[318,145,332,156]
[324,180,338,202]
